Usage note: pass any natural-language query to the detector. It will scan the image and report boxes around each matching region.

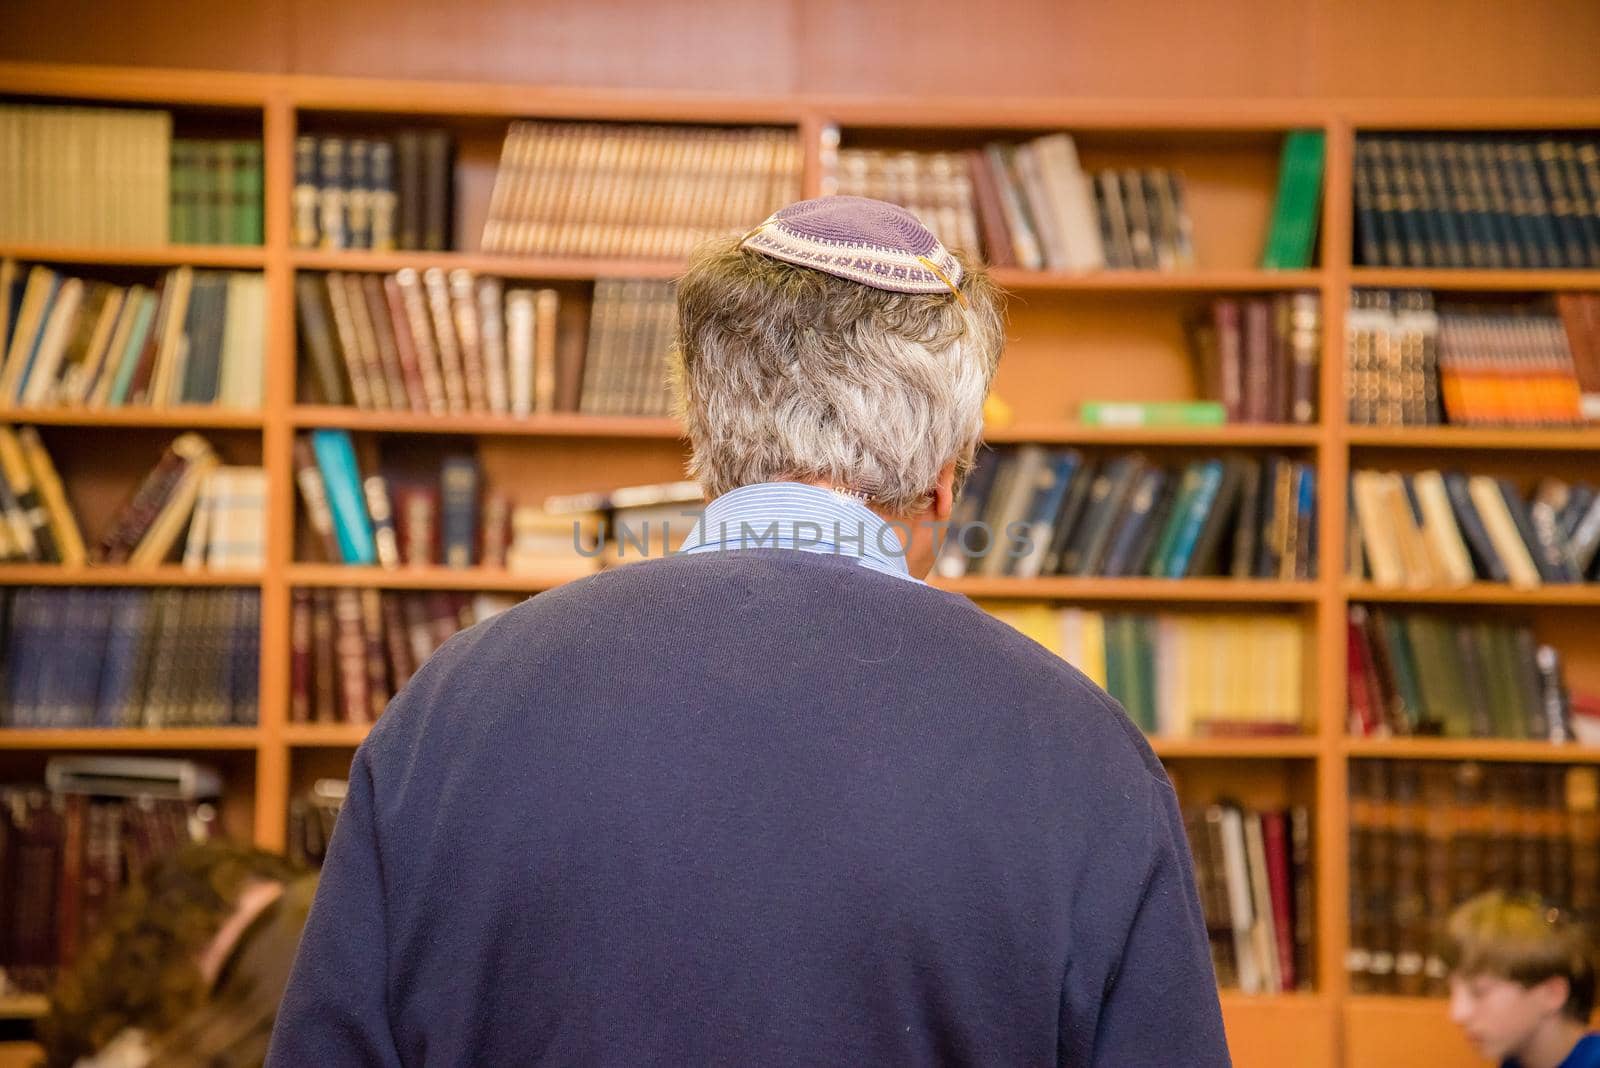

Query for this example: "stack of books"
[935,446,1317,581]
[2,262,266,410]
[1346,290,1594,426]
[480,122,801,258]
[0,103,173,246]
[292,130,453,251]
[170,139,264,245]
[0,587,260,728]
[287,779,347,868]
[1180,802,1313,994]
[1348,468,1600,588]
[1354,134,1600,269]
[290,588,517,726]
[985,605,1306,736]
[94,433,265,571]
[1347,606,1585,740]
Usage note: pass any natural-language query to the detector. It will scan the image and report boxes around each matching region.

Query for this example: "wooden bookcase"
[3,61,1600,1067]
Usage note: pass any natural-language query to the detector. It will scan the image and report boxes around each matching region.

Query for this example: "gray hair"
[670,237,1006,516]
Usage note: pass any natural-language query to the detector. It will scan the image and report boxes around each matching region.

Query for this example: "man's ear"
[931,460,957,522]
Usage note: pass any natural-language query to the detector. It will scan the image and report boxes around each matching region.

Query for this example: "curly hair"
[36,839,301,1068]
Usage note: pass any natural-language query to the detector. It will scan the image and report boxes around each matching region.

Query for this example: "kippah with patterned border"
[740,195,965,298]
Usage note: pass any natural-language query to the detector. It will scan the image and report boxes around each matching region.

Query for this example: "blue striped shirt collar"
[679,482,918,582]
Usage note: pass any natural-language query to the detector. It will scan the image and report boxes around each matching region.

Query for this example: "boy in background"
[1447,890,1600,1068]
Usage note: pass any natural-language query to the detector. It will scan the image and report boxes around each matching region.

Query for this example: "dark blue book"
[1498,478,1568,583]
[1162,460,1224,578]
[1101,466,1167,578]
[440,455,481,569]
[1442,471,1507,582]
[1011,449,1083,578]
[95,590,150,728]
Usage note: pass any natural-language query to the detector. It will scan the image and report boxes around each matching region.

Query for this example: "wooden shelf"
[990,268,1323,292]
[1342,995,1480,1068]
[1219,992,1336,1068]
[290,407,682,439]
[1344,737,1600,764]
[0,565,262,587]
[290,249,686,280]
[1345,582,1600,606]
[940,576,1320,602]
[983,423,1321,447]
[284,724,373,747]
[0,407,264,430]
[1346,425,1600,450]
[0,243,267,269]
[1152,735,1322,759]
[1349,267,1600,290]
[0,728,261,750]
[287,564,593,590]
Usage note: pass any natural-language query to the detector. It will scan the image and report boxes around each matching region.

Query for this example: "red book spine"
[1262,810,1297,990]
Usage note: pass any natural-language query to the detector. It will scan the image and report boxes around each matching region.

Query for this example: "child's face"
[1448,971,1567,1061]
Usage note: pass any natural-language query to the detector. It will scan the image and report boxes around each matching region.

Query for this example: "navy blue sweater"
[267,549,1229,1066]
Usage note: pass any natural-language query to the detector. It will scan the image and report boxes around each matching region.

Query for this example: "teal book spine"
[310,429,376,565]
[1163,460,1224,578]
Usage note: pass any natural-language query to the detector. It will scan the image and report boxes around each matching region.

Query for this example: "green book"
[234,141,264,245]
[170,139,198,244]
[1079,400,1227,427]
[211,140,234,247]
[1261,130,1327,270]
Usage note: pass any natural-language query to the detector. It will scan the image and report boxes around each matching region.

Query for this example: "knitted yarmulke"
[740,195,965,297]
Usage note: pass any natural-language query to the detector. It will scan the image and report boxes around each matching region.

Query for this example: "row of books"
[288,779,346,868]
[985,605,1305,737]
[1349,468,1600,589]
[292,131,453,252]
[1346,607,1586,741]
[171,139,264,246]
[2,261,266,410]
[480,122,802,259]
[294,431,480,569]
[290,587,516,726]
[0,587,260,729]
[0,759,221,990]
[1183,803,1312,994]
[90,433,264,571]
[876,133,1199,273]
[1185,293,1320,425]
[1346,290,1599,427]
[297,269,561,414]
[578,279,676,417]
[1348,760,1600,997]
[1354,135,1600,269]
[0,104,172,247]
[935,447,1318,581]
